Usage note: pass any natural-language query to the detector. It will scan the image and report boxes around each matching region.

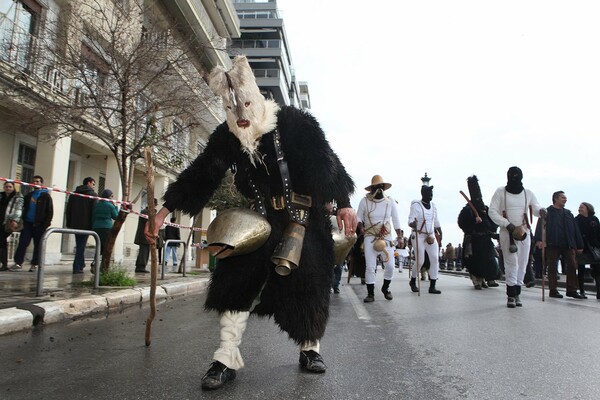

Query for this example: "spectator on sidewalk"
[575,202,600,299]
[534,191,584,299]
[11,176,53,272]
[445,242,455,271]
[134,199,157,273]
[91,189,119,263]
[164,216,181,271]
[0,181,24,271]
[65,177,97,274]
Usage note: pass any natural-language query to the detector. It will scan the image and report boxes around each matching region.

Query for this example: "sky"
[276,0,600,244]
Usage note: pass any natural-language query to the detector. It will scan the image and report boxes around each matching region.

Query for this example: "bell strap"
[273,129,310,225]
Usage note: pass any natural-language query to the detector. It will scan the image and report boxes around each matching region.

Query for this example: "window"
[76,44,109,106]
[16,142,36,195]
[0,0,41,70]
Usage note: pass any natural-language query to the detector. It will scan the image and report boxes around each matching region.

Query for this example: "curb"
[0,278,210,336]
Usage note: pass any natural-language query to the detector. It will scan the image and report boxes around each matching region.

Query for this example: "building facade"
[231,0,307,108]
[0,0,240,265]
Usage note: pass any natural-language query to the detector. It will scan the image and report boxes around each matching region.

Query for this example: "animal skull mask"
[208,56,279,159]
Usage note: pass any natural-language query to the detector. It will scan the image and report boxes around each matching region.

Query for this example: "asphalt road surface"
[1,272,599,399]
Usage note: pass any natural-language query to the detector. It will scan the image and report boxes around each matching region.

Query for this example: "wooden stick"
[541,218,546,302]
[459,190,481,220]
[144,147,158,346]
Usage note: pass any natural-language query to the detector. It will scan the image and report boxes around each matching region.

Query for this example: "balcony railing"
[0,17,65,93]
[253,68,279,79]
[231,39,281,49]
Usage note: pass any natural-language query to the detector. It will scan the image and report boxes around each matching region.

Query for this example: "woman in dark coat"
[575,202,600,299]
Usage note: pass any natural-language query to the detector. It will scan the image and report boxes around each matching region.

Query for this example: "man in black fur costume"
[458,176,500,289]
[146,56,357,390]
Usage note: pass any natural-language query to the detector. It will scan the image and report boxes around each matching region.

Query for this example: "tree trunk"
[100,209,129,273]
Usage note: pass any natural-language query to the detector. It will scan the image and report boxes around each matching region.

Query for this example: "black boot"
[409,277,419,292]
[506,285,516,308]
[514,285,522,307]
[299,350,327,373]
[381,279,393,300]
[428,279,441,294]
[364,283,375,303]
[201,361,236,390]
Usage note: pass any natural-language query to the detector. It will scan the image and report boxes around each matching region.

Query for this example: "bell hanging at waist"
[271,222,306,276]
[206,208,272,259]
[330,215,357,266]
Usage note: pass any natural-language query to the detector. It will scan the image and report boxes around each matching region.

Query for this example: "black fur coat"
[163,106,355,344]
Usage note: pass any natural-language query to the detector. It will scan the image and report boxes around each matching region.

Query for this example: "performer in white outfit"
[408,185,442,294]
[357,175,403,303]
[488,166,546,308]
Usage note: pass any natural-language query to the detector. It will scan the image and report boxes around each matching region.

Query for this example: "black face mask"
[506,167,524,194]
[372,188,384,199]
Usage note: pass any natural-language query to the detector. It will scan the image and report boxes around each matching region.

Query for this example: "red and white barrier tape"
[1,177,206,232]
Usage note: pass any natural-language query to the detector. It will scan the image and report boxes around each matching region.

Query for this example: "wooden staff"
[459,190,481,220]
[541,217,546,302]
[144,147,158,346]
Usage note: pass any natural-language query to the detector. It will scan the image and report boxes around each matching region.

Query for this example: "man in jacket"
[11,175,53,272]
[134,199,157,273]
[66,177,97,273]
[534,191,584,299]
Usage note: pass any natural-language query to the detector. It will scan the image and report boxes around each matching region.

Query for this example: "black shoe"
[566,291,584,299]
[363,295,374,303]
[299,350,326,373]
[526,282,535,288]
[0,265,8,271]
[201,361,236,390]
[580,291,588,299]
[409,280,419,293]
[382,290,393,300]
[487,281,499,287]
[549,291,563,299]
[72,270,84,274]
[333,287,340,294]
[515,295,523,307]
[135,269,150,273]
[428,287,442,294]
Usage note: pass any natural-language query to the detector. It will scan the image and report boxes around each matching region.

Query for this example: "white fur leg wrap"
[213,310,249,370]
[300,340,320,353]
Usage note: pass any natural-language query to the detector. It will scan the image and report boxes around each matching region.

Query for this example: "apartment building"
[231,0,307,108]
[0,0,240,265]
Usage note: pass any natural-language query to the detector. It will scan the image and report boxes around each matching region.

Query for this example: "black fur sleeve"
[277,107,355,207]
[162,123,238,215]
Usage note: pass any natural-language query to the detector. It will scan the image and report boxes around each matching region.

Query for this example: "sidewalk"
[0,261,210,336]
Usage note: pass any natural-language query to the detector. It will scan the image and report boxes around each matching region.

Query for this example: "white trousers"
[213,310,321,370]
[363,235,395,285]
[499,228,530,287]
[411,233,439,280]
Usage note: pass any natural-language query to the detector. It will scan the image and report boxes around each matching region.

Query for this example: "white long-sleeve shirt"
[408,200,440,235]
[488,187,541,229]
[357,195,401,238]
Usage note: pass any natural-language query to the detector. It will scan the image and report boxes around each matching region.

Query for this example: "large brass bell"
[271,222,305,276]
[330,215,357,266]
[207,208,272,259]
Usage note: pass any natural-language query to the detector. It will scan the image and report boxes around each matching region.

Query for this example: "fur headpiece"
[208,56,279,161]
[467,175,485,212]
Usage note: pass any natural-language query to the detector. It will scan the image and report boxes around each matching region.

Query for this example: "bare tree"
[3,0,225,272]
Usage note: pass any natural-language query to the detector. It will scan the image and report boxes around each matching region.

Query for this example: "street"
[1,271,599,400]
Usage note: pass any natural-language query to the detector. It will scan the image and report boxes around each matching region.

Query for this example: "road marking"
[344,285,371,321]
